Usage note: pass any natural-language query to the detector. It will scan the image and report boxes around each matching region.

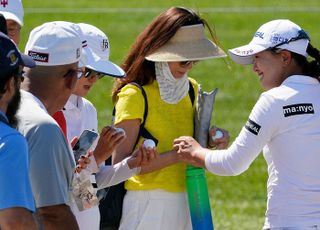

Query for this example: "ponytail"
[306,43,320,79]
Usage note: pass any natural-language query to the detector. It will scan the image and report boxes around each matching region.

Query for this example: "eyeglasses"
[84,68,104,80]
[63,68,83,79]
[179,61,199,68]
[271,29,310,50]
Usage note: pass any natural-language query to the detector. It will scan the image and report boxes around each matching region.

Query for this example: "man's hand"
[93,126,126,165]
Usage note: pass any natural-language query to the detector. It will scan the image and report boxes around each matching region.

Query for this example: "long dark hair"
[112,6,217,102]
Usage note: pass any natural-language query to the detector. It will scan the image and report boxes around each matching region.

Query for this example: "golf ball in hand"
[115,127,125,134]
[212,130,223,140]
[143,139,155,148]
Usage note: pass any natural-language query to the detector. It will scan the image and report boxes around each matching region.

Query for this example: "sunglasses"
[179,61,199,68]
[63,68,83,79]
[271,29,310,50]
[84,68,104,80]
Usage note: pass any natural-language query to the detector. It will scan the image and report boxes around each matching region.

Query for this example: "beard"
[6,85,21,128]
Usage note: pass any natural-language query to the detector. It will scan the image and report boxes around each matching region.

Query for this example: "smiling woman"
[174,19,320,230]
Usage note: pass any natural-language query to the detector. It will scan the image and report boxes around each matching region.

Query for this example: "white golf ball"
[143,139,156,148]
[115,127,125,134]
[212,130,223,140]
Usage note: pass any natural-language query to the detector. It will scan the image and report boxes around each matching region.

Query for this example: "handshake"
[173,127,229,168]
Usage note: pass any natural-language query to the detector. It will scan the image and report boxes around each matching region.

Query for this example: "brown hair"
[112,6,217,102]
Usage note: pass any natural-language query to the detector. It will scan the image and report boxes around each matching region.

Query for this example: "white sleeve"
[205,93,280,176]
[95,158,140,189]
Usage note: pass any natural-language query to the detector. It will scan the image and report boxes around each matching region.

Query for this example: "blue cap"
[0,32,35,78]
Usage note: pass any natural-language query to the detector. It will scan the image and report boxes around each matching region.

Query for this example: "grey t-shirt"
[17,90,75,208]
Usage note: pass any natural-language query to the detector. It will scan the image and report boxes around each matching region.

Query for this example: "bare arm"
[113,119,178,174]
[0,208,36,230]
[36,204,79,230]
[112,119,140,164]
[139,149,178,174]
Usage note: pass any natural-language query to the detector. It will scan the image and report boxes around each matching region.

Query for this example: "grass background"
[21,1,320,229]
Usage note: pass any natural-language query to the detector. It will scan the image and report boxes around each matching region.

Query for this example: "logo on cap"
[7,50,18,66]
[234,48,254,55]
[270,33,289,45]
[254,31,264,39]
[28,51,49,63]
[0,0,8,7]
[101,39,108,51]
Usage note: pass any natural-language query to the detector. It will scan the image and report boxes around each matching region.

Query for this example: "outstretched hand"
[173,136,207,167]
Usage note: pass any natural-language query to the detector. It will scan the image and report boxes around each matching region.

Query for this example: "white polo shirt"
[64,94,138,230]
[205,75,320,228]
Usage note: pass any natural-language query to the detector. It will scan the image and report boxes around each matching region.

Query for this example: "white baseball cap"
[228,19,310,65]
[25,21,82,66]
[77,23,125,78]
[0,0,24,26]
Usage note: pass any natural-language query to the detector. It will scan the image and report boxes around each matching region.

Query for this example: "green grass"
[21,1,320,229]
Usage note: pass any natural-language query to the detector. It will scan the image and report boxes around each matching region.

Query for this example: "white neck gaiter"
[155,62,189,104]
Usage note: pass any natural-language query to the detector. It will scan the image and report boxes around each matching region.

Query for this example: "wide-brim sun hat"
[145,24,226,62]
[228,19,310,65]
[77,23,125,78]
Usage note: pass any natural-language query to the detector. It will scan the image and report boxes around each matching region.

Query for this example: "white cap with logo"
[0,0,24,26]
[77,23,125,78]
[228,19,310,65]
[25,21,82,66]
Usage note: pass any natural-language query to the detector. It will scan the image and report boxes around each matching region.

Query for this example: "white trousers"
[119,189,192,230]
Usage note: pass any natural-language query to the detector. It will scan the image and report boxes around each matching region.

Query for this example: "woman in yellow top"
[112,6,228,230]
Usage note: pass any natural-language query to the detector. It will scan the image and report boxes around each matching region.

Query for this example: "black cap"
[0,32,35,78]
[0,13,7,34]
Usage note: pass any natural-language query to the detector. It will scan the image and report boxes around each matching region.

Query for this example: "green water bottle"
[186,165,214,230]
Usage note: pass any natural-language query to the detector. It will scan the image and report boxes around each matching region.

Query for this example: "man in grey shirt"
[17,21,83,230]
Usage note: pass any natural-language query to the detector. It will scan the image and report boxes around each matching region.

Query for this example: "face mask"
[155,62,189,104]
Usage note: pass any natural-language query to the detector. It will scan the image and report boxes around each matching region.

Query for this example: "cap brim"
[228,44,267,65]
[86,59,125,78]
[1,12,23,26]
[20,53,35,68]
